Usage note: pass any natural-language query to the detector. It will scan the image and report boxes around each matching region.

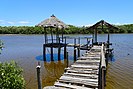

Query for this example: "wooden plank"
[71,64,99,69]
[78,56,100,60]
[74,62,99,65]
[63,72,98,79]
[73,62,100,66]
[65,67,99,71]
[76,59,100,63]
[60,76,98,84]
[60,75,98,82]
[67,69,99,74]
[54,82,94,89]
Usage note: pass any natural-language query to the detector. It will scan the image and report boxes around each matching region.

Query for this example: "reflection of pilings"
[36,63,42,89]
[43,44,46,61]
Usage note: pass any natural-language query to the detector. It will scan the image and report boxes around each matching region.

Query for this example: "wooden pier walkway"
[44,44,106,89]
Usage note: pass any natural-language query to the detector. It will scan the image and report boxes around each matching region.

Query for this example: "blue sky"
[0,0,133,26]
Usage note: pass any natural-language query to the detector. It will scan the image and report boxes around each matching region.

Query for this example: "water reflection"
[42,60,67,87]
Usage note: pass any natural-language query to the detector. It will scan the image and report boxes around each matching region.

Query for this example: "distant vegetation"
[0,24,133,34]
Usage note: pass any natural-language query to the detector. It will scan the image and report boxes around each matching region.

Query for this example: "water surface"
[0,34,133,89]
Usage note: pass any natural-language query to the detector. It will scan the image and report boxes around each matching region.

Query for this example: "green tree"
[0,61,25,89]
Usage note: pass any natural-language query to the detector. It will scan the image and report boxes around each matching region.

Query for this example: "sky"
[0,0,133,26]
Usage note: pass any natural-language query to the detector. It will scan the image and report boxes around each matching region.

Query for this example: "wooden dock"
[44,43,107,89]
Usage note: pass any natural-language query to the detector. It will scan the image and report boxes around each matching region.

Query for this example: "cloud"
[0,20,5,24]
[18,21,30,24]
[7,21,15,25]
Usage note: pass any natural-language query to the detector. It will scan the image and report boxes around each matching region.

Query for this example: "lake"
[0,34,133,89]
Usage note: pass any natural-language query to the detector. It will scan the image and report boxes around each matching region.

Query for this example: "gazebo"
[36,15,68,61]
[86,20,119,46]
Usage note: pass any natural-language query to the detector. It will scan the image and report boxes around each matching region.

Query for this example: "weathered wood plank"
[63,72,98,79]
[76,59,100,63]
[54,82,94,89]
[65,67,99,71]
[71,64,99,69]
[78,56,100,60]
[60,76,98,83]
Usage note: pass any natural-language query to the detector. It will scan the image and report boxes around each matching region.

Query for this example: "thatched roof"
[36,15,68,28]
[86,20,119,30]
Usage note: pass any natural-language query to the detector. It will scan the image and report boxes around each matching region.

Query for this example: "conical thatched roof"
[36,15,68,28]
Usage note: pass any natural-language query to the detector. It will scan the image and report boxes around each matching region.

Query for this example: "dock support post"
[58,47,61,61]
[77,47,80,57]
[101,67,106,89]
[43,44,46,61]
[74,48,76,61]
[58,38,61,61]
[51,46,54,61]
[64,37,67,59]
[36,62,42,89]
[74,38,76,61]
[77,37,80,57]
[66,51,69,67]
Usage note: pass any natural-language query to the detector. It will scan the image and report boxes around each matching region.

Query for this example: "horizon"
[0,0,133,26]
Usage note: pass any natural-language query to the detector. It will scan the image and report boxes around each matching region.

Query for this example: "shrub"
[0,61,25,89]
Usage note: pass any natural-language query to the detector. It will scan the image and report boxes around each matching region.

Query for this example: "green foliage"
[0,61,25,89]
[0,24,133,34]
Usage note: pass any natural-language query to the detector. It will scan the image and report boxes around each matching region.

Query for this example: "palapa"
[36,14,68,28]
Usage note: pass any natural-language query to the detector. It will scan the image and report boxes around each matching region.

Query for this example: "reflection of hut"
[36,15,68,61]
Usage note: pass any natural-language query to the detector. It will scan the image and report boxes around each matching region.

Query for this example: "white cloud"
[18,21,30,24]
[7,21,15,25]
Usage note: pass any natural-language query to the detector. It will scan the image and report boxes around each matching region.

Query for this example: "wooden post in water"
[43,44,46,61]
[66,51,69,67]
[94,28,97,43]
[58,38,61,61]
[51,46,54,61]
[36,62,42,89]
[74,38,77,61]
[77,37,80,57]
[64,37,67,59]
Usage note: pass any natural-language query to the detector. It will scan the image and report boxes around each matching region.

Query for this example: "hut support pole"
[58,38,61,61]
[95,28,97,43]
[51,46,54,61]
[64,37,67,59]
[43,44,46,61]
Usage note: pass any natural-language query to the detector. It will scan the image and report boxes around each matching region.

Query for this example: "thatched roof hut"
[36,14,68,28]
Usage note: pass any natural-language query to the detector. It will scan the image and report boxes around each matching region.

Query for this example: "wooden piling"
[43,44,46,61]
[36,64,42,89]
[51,46,54,61]
[64,37,67,59]
[74,48,76,61]
[66,51,69,67]
[58,38,61,61]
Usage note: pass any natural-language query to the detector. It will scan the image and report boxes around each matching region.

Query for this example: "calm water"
[0,34,133,89]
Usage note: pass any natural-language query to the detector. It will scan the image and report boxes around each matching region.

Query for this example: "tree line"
[0,24,133,34]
